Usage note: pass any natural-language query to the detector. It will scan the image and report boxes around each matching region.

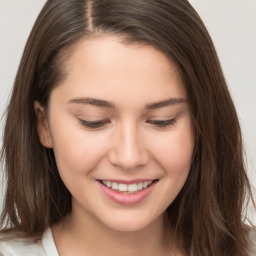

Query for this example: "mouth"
[98,179,158,194]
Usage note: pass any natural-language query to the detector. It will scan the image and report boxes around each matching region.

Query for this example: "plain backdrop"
[0,0,255,222]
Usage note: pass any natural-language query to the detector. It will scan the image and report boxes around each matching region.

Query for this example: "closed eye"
[146,118,176,128]
[78,119,111,129]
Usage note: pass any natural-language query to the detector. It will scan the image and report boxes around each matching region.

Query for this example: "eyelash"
[78,119,111,129]
[146,118,177,128]
[78,118,176,130]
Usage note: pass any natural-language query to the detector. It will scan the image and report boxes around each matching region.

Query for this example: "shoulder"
[0,227,57,256]
[0,236,45,256]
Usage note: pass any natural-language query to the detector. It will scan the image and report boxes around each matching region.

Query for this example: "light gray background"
[0,0,255,222]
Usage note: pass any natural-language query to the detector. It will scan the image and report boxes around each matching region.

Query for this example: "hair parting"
[0,0,254,255]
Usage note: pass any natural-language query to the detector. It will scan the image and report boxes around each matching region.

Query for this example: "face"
[35,36,194,233]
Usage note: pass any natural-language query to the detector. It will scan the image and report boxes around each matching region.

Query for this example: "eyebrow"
[145,98,187,110]
[67,97,186,109]
[68,98,115,108]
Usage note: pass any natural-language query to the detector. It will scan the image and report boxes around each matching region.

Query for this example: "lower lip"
[98,181,157,205]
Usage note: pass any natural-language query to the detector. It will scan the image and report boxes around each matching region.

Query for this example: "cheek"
[50,123,108,177]
[151,126,194,176]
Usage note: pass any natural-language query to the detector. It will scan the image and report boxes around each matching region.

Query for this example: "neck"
[52,210,176,256]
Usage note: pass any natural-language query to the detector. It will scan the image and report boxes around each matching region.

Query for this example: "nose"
[108,122,149,171]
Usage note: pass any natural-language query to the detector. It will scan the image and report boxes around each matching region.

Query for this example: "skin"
[35,36,194,256]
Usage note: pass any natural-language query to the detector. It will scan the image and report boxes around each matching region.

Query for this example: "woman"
[0,0,255,255]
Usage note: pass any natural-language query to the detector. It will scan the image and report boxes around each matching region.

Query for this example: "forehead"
[52,35,187,105]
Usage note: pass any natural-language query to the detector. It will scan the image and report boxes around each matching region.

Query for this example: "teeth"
[106,181,111,188]
[101,180,154,193]
[112,182,118,190]
[137,182,143,190]
[128,183,137,192]
[143,181,149,188]
[118,184,128,192]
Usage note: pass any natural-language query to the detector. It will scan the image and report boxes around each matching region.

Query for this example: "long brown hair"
[0,0,254,255]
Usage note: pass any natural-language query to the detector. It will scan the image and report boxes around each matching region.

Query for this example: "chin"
[98,210,163,233]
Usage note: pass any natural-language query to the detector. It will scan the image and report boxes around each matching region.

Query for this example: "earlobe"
[34,101,53,148]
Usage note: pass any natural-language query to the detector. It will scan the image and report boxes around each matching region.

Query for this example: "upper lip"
[97,179,158,184]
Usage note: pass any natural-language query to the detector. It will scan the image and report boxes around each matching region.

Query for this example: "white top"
[0,227,59,256]
[0,227,255,255]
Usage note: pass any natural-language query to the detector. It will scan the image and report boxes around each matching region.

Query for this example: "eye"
[146,118,176,128]
[78,119,111,129]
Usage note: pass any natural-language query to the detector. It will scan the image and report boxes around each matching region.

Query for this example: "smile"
[98,179,158,205]
[100,180,155,194]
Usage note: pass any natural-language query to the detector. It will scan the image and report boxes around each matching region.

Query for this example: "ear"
[34,101,53,148]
